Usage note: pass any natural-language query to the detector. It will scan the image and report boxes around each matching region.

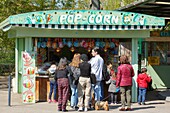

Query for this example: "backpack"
[102,64,110,81]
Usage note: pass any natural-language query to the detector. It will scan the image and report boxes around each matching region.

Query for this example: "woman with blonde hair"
[69,53,81,110]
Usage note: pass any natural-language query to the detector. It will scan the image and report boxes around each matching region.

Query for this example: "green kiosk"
[0,10,165,103]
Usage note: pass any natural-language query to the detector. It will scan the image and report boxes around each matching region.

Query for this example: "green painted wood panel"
[8,27,150,38]
[18,38,25,93]
[9,10,164,26]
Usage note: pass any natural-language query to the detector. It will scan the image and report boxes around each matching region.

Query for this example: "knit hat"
[58,57,67,66]
[80,54,88,61]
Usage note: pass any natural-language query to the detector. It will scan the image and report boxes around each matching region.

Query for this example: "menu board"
[22,51,36,103]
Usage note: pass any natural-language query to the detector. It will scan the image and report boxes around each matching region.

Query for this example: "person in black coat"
[77,54,92,112]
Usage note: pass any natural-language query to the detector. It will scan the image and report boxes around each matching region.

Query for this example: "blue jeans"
[92,81,102,101]
[70,85,78,107]
[100,81,104,100]
[48,80,57,100]
[138,87,147,103]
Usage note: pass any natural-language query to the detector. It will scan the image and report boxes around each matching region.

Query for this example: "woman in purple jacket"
[116,55,134,111]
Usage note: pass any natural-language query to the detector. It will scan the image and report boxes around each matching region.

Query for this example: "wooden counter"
[35,75,50,102]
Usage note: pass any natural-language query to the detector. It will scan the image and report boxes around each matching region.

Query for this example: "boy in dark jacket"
[137,68,152,105]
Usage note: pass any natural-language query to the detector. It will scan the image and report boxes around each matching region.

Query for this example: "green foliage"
[0,0,137,73]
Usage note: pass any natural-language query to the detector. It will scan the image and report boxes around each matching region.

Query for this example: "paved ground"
[0,88,170,113]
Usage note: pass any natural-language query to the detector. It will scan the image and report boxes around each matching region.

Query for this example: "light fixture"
[56,47,60,52]
[88,47,91,52]
[104,47,107,52]
[70,46,75,52]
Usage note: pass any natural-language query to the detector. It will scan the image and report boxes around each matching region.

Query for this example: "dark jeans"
[48,80,57,100]
[138,87,147,103]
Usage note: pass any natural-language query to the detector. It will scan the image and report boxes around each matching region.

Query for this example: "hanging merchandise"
[95,39,100,47]
[105,39,110,49]
[63,38,67,45]
[58,38,64,48]
[88,39,92,52]
[110,39,115,48]
[37,38,41,48]
[100,39,105,48]
[70,38,75,52]
[74,39,79,47]
[41,38,47,48]
[47,38,51,48]
[110,42,115,48]
[52,38,57,49]
[80,39,85,47]
[67,39,72,48]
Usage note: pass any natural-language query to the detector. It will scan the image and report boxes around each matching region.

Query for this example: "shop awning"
[0,10,165,32]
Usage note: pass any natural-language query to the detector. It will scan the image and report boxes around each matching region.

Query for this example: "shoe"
[126,108,132,111]
[53,100,57,103]
[70,106,76,110]
[78,107,83,112]
[58,109,62,111]
[48,99,52,103]
[110,103,114,105]
[119,107,126,111]
[138,103,141,105]
[62,109,68,112]
[84,107,88,112]
[142,102,146,105]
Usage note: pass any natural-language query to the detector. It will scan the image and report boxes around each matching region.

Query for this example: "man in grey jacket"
[89,47,104,101]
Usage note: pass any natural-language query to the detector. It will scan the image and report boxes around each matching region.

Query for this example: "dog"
[95,101,109,111]
[91,93,109,111]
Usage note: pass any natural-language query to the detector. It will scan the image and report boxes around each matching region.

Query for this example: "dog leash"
[101,94,111,101]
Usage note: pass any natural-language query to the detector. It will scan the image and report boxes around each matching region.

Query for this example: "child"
[106,69,118,105]
[137,68,152,105]
[48,61,57,103]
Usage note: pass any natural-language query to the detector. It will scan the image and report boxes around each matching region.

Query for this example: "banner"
[22,51,35,103]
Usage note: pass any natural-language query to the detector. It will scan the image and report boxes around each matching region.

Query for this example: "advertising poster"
[22,51,36,103]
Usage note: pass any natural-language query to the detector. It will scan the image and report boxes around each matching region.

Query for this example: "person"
[55,57,71,112]
[48,61,57,103]
[137,68,152,105]
[116,55,134,111]
[89,47,104,101]
[101,61,111,100]
[69,53,81,110]
[106,68,118,105]
[77,54,91,112]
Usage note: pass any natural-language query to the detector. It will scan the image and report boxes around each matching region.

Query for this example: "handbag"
[116,87,120,93]
[90,73,96,84]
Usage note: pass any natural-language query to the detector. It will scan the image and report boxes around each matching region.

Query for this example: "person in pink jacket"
[116,55,134,111]
[137,68,151,105]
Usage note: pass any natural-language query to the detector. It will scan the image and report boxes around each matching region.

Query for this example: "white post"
[14,38,18,93]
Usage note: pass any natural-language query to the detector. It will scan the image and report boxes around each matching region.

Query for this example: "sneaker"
[126,108,132,111]
[78,107,83,112]
[119,107,126,111]
[62,109,68,112]
[48,99,52,103]
[53,100,57,103]
[84,107,88,112]
[110,103,114,105]
[138,103,141,105]
[142,102,146,105]
[58,109,62,111]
